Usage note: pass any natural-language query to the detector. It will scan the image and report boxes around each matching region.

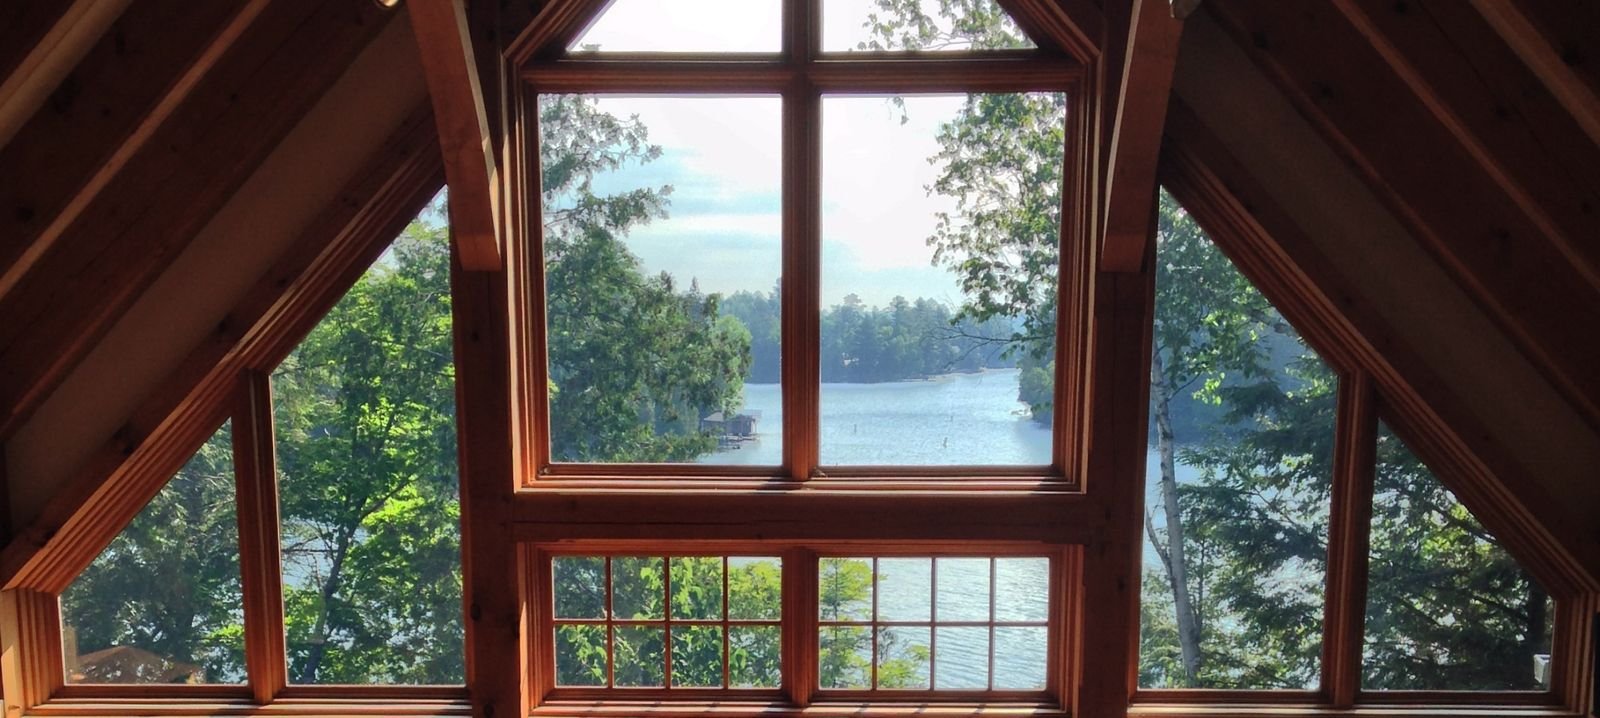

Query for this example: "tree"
[61,426,245,683]
[539,94,752,462]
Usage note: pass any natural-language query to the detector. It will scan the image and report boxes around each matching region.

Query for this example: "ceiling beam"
[0,0,397,442]
[1470,0,1600,150]
[1100,0,1185,272]
[0,0,133,151]
[0,0,269,303]
[409,0,502,271]
[1205,0,1600,437]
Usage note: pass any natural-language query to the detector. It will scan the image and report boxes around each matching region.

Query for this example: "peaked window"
[1363,422,1554,691]
[822,0,1037,52]
[271,197,464,685]
[1139,189,1335,690]
[570,0,781,54]
[59,422,245,684]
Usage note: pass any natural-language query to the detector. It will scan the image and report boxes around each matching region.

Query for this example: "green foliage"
[272,212,463,685]
[539,94,751,462]
[60,426,245,683]
[1363,424,1551,690]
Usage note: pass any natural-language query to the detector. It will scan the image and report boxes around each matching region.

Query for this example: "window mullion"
[1322,371,1377,707]
[233,369,289,703]
[784,547,818,705]
[780,81,821,482]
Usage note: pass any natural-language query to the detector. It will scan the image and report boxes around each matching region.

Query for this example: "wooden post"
[233,370,288,704]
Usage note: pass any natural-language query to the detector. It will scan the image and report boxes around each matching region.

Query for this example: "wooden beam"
[232,371,288,704]
[1328,0,1600,295]
[1204,0,1600,438]
[0,0,397,443]
[1161,99,1600,594]
[0,0,263,301]
[0,107,443,593]
[0,0,133,151]
[1100,0,1184,272]
[410,0,503,271]
[1470,0,1600,150]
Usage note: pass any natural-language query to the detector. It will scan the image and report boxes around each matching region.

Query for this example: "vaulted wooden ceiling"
[0,0,1596,581]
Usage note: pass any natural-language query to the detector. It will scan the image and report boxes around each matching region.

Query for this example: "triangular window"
[1139,189,1336,690]
[1363,421,1554,691]
[59,422,245,685]
[823,0,1037,52]
[569,0,781,54]
[271,198,464,685]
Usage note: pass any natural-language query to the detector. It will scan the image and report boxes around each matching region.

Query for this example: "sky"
[555,0,1051,308]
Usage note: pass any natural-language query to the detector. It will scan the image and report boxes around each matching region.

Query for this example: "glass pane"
[877,627,931,689]
[730,626,782,688]
[993,626,1047,690]
[538,94,782,465]
[273,198,462,685]
[612,556,665,620]
[554,556,606,619]
[728,557,782,620]
[571,0,780,54]
[671,625,725,687]
[994,558,1048,622]
[823,0,1036,52]
[934,626,988,689]
[614,626,666,687]
[555,624,608,687]
[61,423,243,684]
[819,558,874,621]
[935,558,990,621]
[670,557,724,620]
[820,626,872,688]
[820,94,1064,466]
[1363,422,1554,691]
[1138,189,1331,690]
[877,558,932,621]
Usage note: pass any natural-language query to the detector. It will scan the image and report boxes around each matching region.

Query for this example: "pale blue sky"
[559,0,1044,308]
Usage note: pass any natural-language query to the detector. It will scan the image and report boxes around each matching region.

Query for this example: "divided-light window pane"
[823,0,1036,52]
[818,556,1050,691]
[273,197,463,685]
[1363,422,1554,691]
[552,555,783,690]
[570,0,780,53]
[538,95,783,466]
[819,94,1064,466]
[1138,190,1332,690]
[60,422,244,684]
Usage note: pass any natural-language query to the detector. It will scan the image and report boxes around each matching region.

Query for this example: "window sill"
[1128,703,1579,718]
[27,697,472,717]
[532,700,1068,718]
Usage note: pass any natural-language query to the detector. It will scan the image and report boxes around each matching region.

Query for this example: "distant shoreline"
[742,366,1020,388]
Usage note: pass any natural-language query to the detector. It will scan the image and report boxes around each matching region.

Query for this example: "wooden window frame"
[528,542,1076,712]
[514,0,1092,489]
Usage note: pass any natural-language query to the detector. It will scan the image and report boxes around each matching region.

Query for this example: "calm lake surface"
[702,368,1054,467]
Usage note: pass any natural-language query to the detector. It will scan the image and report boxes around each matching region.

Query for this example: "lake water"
[702,368,1054,466]
[695,369,1192,688]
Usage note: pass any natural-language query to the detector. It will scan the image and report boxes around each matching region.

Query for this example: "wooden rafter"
[1161,99,1600,593]
[995,0,1105,63]
[0,0,396,443]
[0,0,263,302]
[0,107,444,593]
[1100,0,1184,273]
[0,0,132,150]
[1204,0,1600,438]
[1328,0,1600,294]
[506,0,614,66]
[1470,0,1600,150]
[410,0,503,271]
